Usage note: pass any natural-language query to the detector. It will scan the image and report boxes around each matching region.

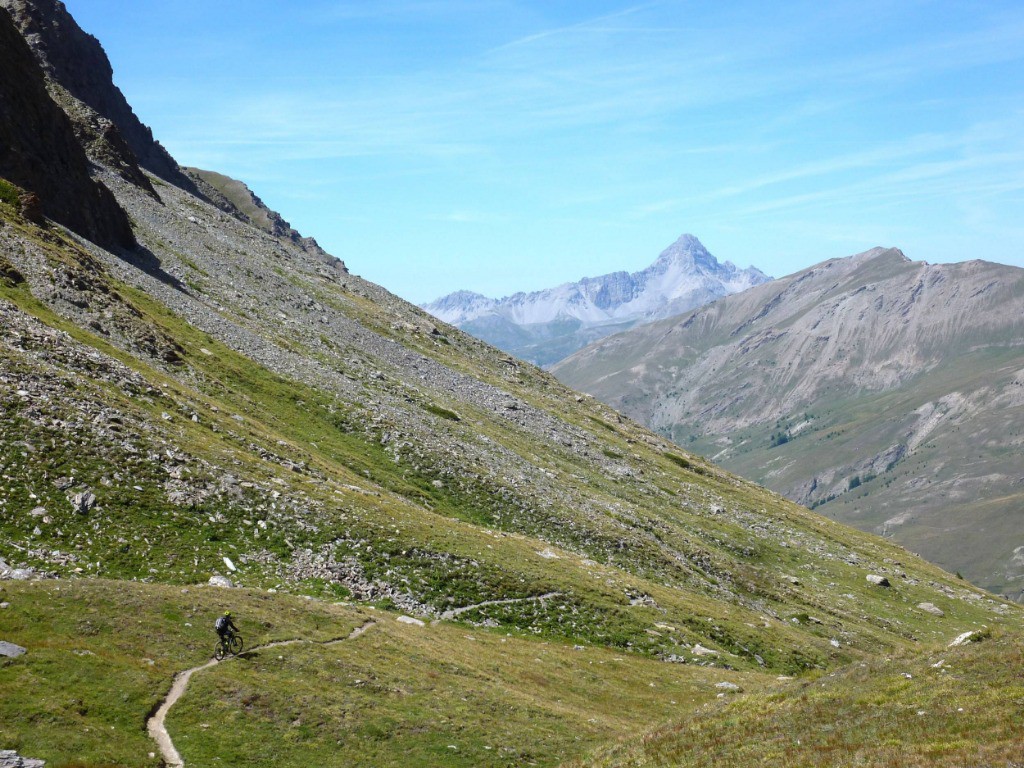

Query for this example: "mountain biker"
[214,610,238,641]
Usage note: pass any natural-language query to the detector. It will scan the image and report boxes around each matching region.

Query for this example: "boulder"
[948,630,978,647]
[69,490,97,514]
[866,574,890,587]
[0,640,27,658]
[692,644,719,657]
[917,602,944,617]
[0,750,45,768]
[208,575,233,588]
[0,560,33,581]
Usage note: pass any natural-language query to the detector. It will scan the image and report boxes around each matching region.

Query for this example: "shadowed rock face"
[0,6,134,249]
[0,0,191,190]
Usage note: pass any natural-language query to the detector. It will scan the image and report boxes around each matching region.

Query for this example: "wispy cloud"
[424,210,507,224]
[487,3,659,53]
[311,0,510,22]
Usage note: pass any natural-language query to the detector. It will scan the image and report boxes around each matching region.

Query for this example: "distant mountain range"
[555,247,1024,597]
[422,234,771,367]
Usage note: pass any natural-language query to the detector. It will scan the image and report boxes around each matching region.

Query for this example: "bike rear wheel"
[214,640,227,660]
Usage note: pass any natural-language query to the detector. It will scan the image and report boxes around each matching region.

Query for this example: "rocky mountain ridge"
[554,246,1024,596]
[0,5,133,250]
[0,0,331,261]
[422,234,771,367]
[1,0,189,189]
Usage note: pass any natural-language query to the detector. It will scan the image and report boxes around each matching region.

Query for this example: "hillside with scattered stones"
[1,3,1023,767]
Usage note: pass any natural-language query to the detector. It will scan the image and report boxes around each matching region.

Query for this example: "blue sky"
[66,1,1024,303]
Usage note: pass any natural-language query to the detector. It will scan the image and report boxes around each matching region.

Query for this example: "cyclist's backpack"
[215,616,228,632]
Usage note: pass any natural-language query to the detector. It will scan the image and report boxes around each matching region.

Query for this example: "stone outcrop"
[0,640,27,657]
[0,6,134,249]
[0,0,189,191]
[0,750,45,768]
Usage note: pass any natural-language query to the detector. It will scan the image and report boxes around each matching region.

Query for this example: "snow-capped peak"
[420,234,772,365]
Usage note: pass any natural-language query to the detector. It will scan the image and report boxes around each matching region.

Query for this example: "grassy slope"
[0,579,364,766]
[0,210,997,666]
[0,579,769,768]
[2,196,1023,765]
[568,626,1024,767]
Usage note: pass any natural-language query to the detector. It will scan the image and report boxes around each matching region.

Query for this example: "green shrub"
[0,178,21,208]
[665,453,691,470]
[422,402,460,421]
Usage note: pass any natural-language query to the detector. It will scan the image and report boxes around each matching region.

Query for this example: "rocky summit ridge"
[422,234,771,368]
[1,3,1023,766]
[554,246,1024,598]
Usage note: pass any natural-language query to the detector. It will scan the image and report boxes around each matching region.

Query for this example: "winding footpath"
[146,621,376,768]
[145,593,560,766]
[437,591,562,621]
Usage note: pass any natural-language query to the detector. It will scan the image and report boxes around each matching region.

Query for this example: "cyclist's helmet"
[224,611,231,617]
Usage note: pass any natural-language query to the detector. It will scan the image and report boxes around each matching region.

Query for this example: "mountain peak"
[422,290,497,325]
[651,233,721,273]
[422,234,772,366]
[669,232,706,250]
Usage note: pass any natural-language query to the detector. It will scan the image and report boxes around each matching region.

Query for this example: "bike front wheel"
[229,635,244,655]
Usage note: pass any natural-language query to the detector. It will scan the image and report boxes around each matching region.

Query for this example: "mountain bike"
[214,631,244,660]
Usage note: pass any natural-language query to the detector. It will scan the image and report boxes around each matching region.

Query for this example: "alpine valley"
[554,247,1024,599]
[1,2,1023,768]
[422,235,770,368]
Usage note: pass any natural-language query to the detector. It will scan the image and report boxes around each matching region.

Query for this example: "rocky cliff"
[0,5,133,249]
[0,0,189,190]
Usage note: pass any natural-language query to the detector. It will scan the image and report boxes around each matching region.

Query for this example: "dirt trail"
[146,621,376,767]
[437,591,562,621]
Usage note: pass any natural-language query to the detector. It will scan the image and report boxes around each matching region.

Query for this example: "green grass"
[0,579,364,767]
[568,625,1024,767]
[0,177,21,208]
[175,612,765,768]
[0,579,769,768]
[420,402,461,421]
